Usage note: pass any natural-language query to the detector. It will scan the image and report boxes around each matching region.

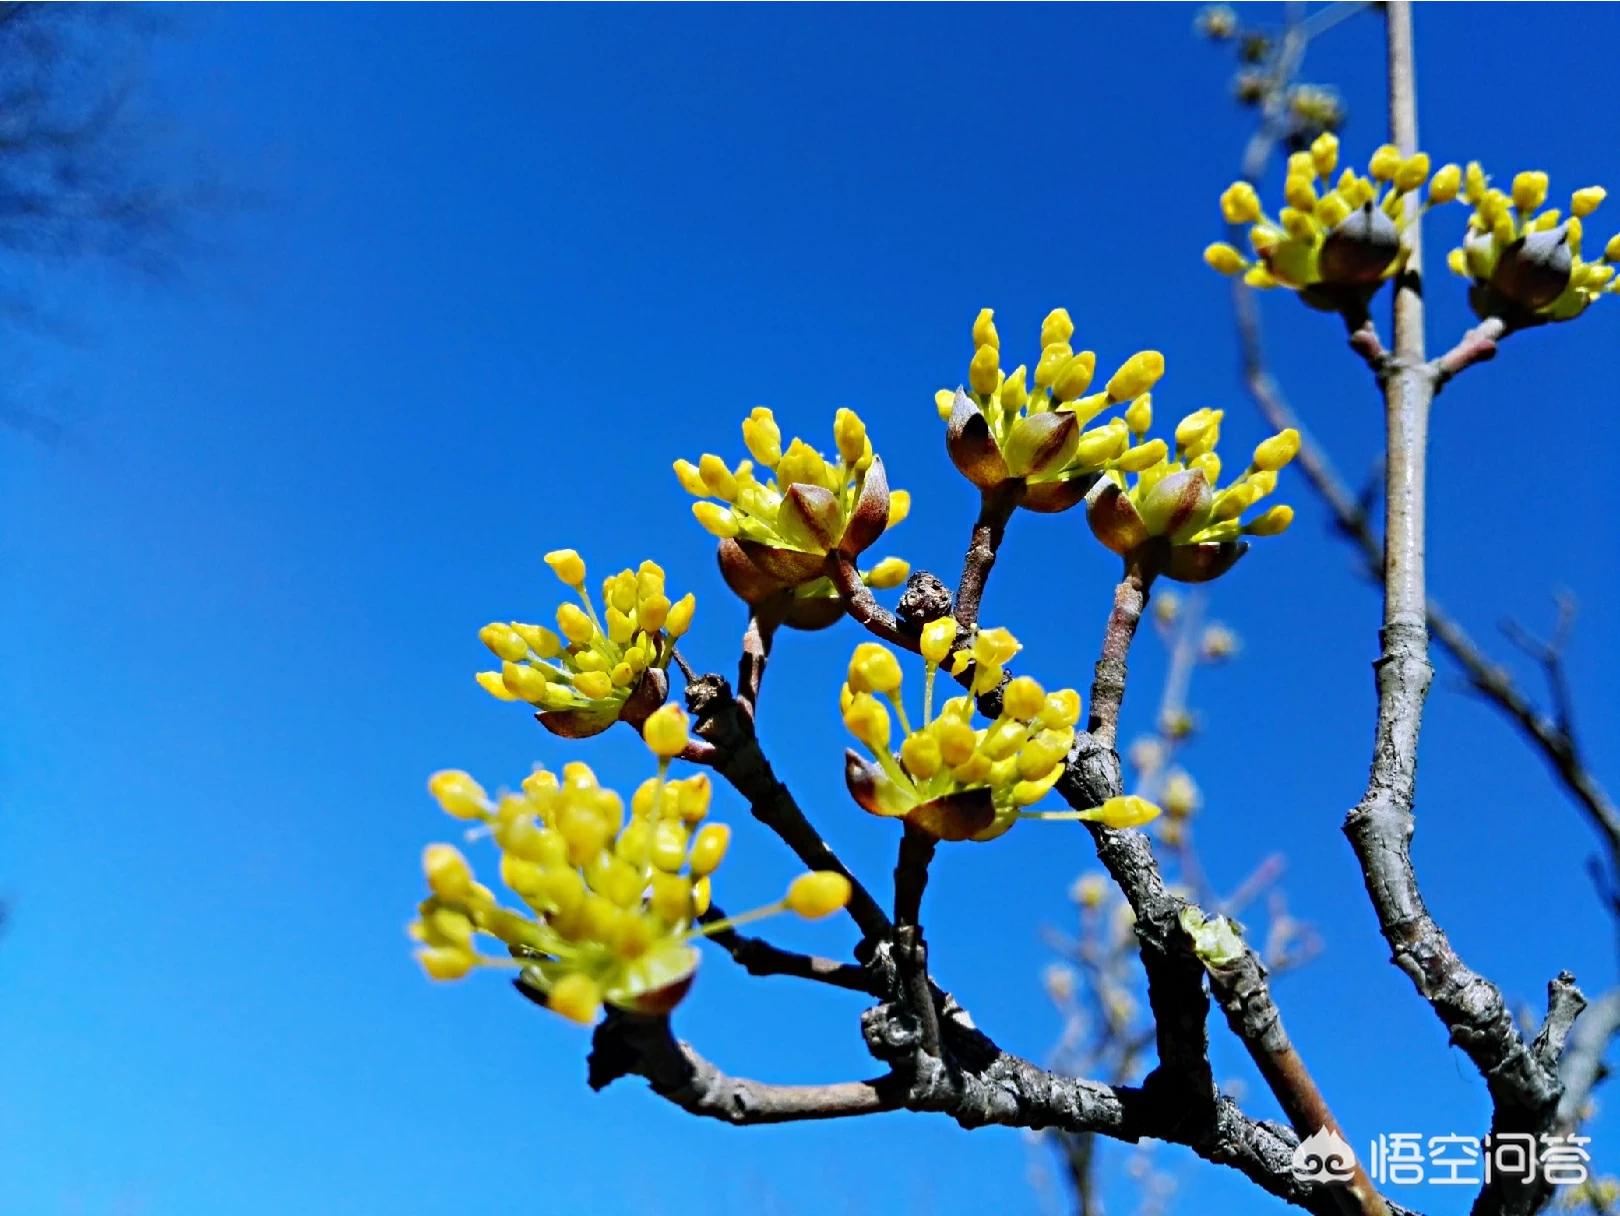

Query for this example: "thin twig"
[698,905,880,994]
[735,610,776,722]
[954,484,1018,633]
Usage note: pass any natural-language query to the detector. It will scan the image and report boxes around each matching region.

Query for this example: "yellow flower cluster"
[839,627,1160,841]
[678,406,905,581]
[1086,407,1298,583]
[937,308,1167,513]
[1206,134,1440,302]
[411,707,852,1025]
[1446,166,1617,322]
[476,549,693,739]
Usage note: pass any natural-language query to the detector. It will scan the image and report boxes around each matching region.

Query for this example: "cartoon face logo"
[1292,1128,1357,1183]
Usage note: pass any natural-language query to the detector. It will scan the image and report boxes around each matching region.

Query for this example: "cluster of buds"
[410,707,852,1025]
[1178,904,1246,968]
[840,627,1160,841]
[678,407,908,629]
[1205,134,1439,308]
[1085,404,1298,582]
[476,550,693,739]
[1446,166,1617,324]
[937,308,1167,512]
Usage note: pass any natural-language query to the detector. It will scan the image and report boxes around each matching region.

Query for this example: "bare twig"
[827,553,914,650]
[1086,563,1151,749]
[954,484,1018,632]
[698,905,880,995]
[893,824,942,1056]
[735,611,776,722]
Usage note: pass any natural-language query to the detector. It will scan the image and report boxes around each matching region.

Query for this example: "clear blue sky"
[3,5,1617,1214]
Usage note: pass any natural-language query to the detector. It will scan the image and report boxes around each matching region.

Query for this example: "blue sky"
[2,4,1617,1214]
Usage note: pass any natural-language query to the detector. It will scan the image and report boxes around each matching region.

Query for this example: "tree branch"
[698,905,881,995]
[953,484,1018,633]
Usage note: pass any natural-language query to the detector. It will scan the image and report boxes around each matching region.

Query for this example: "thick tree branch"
[892,823,942,1056]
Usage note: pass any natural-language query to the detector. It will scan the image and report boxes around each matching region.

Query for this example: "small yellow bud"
[1051,351,1097,403]
[688,823,730,877]
[1572,186,1607,219]
[834,408,868,465]
[1219,181,1261,224]
[429,770,489,820]
[887,489,911,528]
[1309,131,1338,177]
[1105,351,1164,403]
[1203,242,1247,275]
[692,501,738,538]
[1446,247,1469,278]
[919,617,956,666]
[573,670,613,700]
[665,593,696,637]
[1039,689,1081,728]
[476,670,519,701]
[971,307,999,351]
[842,692,891,751]
[1283,174,1316,212]
[999,365,1029,411]
[1393,153,1430,193]
[478,622,528,663]
[900,732,941,780]
[548,972,603,1025]
[423,842,475,900]
[1162,770,1200,819]
[1001,675,1046,721]
[1244,504,1294,536]
[934,718,977,767]
[741,407,782,467]
[934,389,955,420]
[1080,795,1162,829]
[673,458,708,497]
[1040,307,1075,350]
[972,626,1020,665]
[698,453,738,500]
[1428,163,1461,205]
[417,946,476,981]
[1252,428,1300,471]
[543,548,586,587]
[785,871,853,920]
[1605,233,1620,263]
[1124,394,1152,435]
[1113,438,1168,473]
[968,344,1001,397]
[1367,144,1401,181]
[1463,161,1487,203]
[556,602,595,645]
[865,557,909,590]
[1512,170,1549,212]
[849,643,903,694]
[642,704,690,758]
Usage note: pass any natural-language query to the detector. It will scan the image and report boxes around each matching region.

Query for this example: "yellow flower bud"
[642,704,690,758]
[688,822,730,877]
[741,407,782,467]
[1310,131,1338,177]
[1113,438,1168,473]
[1124,394,1152,435]
[900,732,941,780]
[1252,427,1300,471]
[555,602,595,645]
[971,307,999,351]
[1081,795,1162,829]
[1428,163,1461,205]
[1244,504,1294,536]
[423,842,475,899]
[548,972,603,1025]
[1039,689,1081,728]
[968,344,1001,397]
[1203,242,1247,275]
[850,643,903,694]
[478,622,528,663]
[865,557,909,590]
[1446,247,1469,278]
[887,489,911,528]
[1394,153,1430,193]
[785,871,852,919]
[1219,181,1261,224]
[919,617,956,665]
[1040,307,1075,350]
[842,692,891,751]
[1051,351,1096,403]
[544,548,586,587]
[1572,186,1607,219]
[1001,675,1046,721]
[429,770,489,820]
[1105,351,1164,403]
[691,501,738,538]
[665,593,696,637]
[673,458,708,497]
[999,365,1029,411]
[698,453,738,501]
[933,718,977,768]
[476,670,519,701]
[1283,174,1316,211]
[1511,170,1548,213]
[417,946,476,981]
[1367,144,1401,181]
[834,408,868,465]
[972,626,1020,665]
[573,670,613,701]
